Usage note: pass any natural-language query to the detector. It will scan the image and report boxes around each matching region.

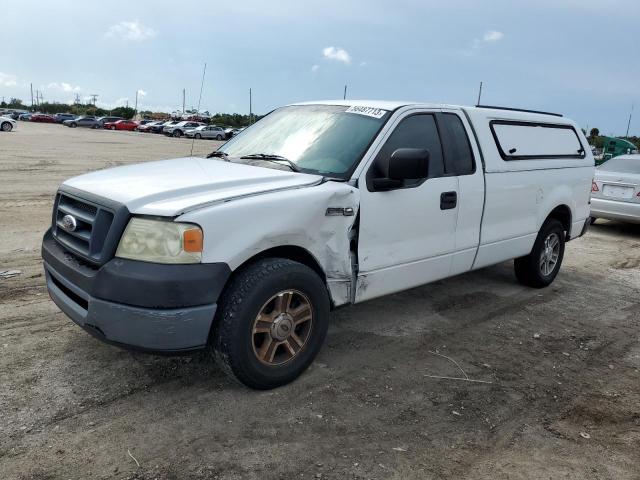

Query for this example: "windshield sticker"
[345,106,388,119]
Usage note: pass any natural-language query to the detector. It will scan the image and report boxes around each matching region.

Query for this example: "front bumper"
[42,229,231,353]
[591,197,640,224]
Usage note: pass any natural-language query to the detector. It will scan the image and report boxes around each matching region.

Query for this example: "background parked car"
[63,116,101,128]
[0,115,17,132]
[591,155,640,224]
[54,113,76,123]
[136,120,162,132]
[150,120,179,134]
[30,114,56,123]
[18,113,33,121]
[185,125,226,140]
[103,119,139,131]
[163,121,203,137]
[97,116,123,127]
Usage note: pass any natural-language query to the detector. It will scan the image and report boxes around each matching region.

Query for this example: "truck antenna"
[190,62,207,157]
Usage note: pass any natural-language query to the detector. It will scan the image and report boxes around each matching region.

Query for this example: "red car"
[103,119,139,131]
[30,114,56,123]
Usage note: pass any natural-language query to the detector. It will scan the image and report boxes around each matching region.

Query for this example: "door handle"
[440,191,457,210]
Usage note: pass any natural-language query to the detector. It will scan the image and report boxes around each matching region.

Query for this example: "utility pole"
[476,81,483,105]
[182,89,186,114]
[134,90,139,118]
[30,83,34,109]
[90,94,98,115]
[343,84,347,100]
[249,88,253,125]
[625,103,634,138]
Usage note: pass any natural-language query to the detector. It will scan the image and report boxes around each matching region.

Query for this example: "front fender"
[177,181,360,306]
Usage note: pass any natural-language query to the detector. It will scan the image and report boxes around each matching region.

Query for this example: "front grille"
[53,193,115,264]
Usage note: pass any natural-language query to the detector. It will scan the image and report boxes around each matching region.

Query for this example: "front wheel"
[69,122,77,128]
[110,126,116,130]
[1,121,12,132]
[216,134,223,140]
[173,130,182,137]
[212,258,330,389]
[194,133,201,139]
[514,218,565,288]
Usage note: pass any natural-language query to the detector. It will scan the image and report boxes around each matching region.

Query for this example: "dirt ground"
[1,122,639,480]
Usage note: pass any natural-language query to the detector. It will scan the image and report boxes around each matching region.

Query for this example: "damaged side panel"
[177,182,360,307]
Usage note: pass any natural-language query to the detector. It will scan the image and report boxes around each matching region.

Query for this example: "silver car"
[591,155,640,224]
[185,125,226,140]
[63,116,101,129]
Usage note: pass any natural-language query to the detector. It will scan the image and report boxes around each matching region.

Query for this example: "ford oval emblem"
[61,214,77,232]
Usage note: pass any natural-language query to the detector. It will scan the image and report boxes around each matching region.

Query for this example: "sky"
[0,0,638,135]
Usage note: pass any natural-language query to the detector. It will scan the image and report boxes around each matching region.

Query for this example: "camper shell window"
[490,120,585,160]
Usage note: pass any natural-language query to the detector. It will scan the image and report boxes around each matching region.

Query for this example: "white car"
[1,115,17,132]
[42,100,593,389]
[185,125,226,140]
[591,155,640,223]
[163,121,204,137]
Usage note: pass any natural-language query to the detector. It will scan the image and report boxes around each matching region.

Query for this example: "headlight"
[116,218,203,264]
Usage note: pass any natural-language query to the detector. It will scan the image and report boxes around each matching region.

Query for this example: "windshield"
[218,104,390,178]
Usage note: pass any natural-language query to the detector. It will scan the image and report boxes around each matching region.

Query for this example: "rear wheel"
[194,133,201,139]
[69,122,77,128]
[216,134,223,140]
[212,258,329,389]
[1,121,12,132]
[514,219,565,288]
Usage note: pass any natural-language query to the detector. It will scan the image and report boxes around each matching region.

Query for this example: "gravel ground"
[1,122,639,480]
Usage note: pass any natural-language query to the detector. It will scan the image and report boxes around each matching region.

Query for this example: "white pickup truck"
[42,101,594,388]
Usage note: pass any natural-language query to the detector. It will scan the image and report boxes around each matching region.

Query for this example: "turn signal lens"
[591,181,599,192]
[183,228,203,253]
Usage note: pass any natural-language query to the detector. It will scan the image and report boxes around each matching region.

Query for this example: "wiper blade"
[240,153,301,172]
[206,150,229,160]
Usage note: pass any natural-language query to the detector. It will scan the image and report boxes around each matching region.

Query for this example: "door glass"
[370,114,445,182]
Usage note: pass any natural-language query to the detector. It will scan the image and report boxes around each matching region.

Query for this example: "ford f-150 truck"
[42,101,594,389]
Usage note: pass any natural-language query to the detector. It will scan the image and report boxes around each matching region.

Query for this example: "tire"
[173,130,182,137]
[195,133,201,139]
[514,218,565,288]
[110,126,116,130]
[1,121,12,132]
[216,134,223,140]
[70,122,77,128]
[212,258,330,390]
[590,217,597,225]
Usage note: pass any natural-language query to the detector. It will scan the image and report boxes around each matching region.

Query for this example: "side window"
[369,114,445,184]
[438,113,475,175]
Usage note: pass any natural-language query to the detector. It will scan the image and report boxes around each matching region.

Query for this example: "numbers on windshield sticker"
[345,106,388,119]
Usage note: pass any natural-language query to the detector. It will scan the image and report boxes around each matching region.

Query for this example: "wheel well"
[235,246,327,283]
[547,205,572,237]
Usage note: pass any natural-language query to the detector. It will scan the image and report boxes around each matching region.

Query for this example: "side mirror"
[372,148,430,191]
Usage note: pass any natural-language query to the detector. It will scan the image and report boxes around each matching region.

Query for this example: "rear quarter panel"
[464,108,594,269]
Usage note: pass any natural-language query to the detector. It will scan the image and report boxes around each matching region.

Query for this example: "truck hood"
[62,157,323,216]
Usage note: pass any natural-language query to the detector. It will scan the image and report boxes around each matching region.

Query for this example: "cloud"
[483,30,504,42]
[359,61,367,67]
[137,89,147,97]
[311,64,320,73]
[0,72,18,87]
[105,21,156,42]
[47,82,81,93]
[322,46,351,64]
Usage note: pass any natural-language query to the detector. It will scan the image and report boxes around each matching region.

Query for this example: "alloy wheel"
[251,290,313,366]
[539,232,560,276]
